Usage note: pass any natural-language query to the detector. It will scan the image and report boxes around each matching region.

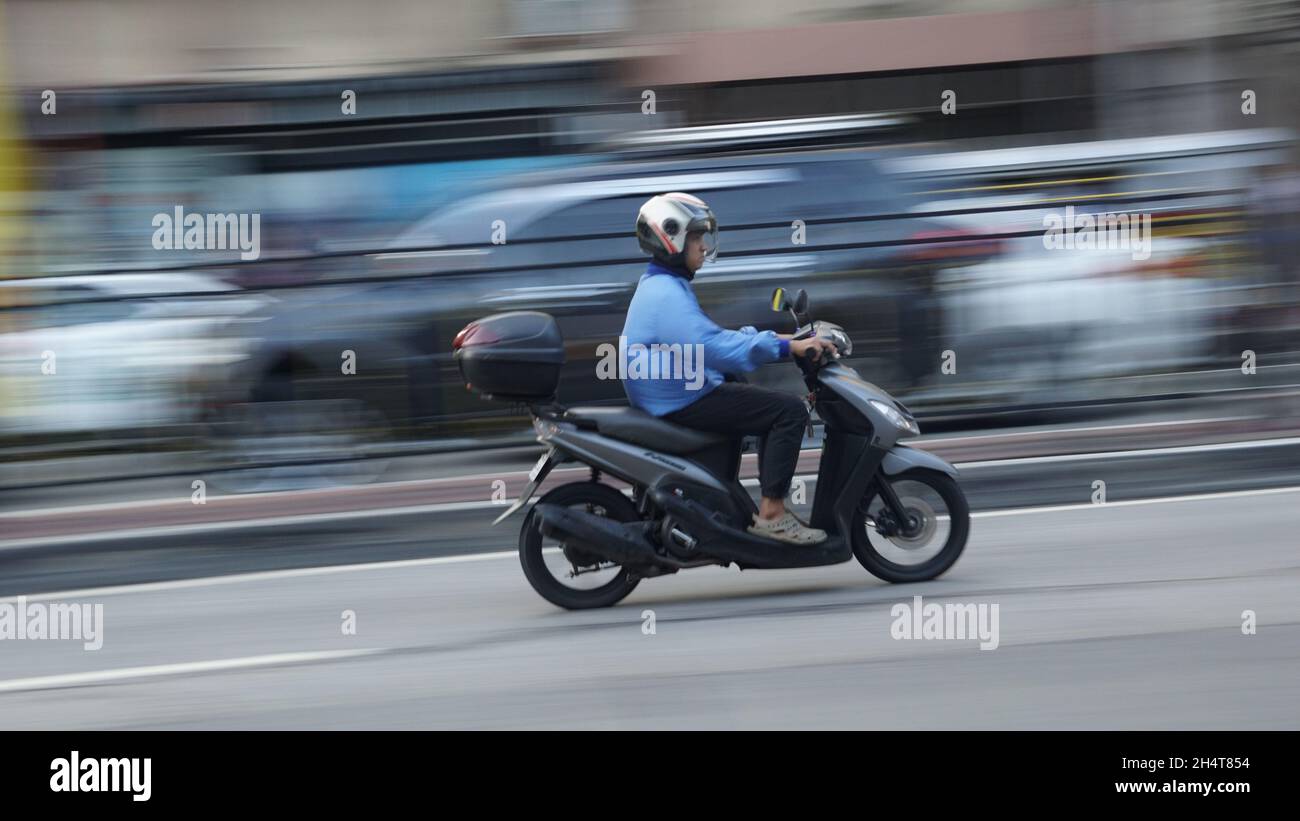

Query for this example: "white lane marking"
[3,416,1260,520]
[0,649,383,694]
[5,484,1300,606]
[0,469,576,519]
[0,501,506,551]
[0,550,521,604]
[956,435,1300,468]
[971,483,1300,517]
[915,416,1246,445]
[1111,363,1297,377]
[4,436,1300,550]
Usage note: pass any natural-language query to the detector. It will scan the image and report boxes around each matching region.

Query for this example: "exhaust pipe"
[647,488,843,568]
[532,504,664,567]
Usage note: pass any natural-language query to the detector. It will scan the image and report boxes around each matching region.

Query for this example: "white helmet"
[635,192,718,268]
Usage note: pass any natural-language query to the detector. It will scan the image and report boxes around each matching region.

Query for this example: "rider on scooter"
[622,192,837,546]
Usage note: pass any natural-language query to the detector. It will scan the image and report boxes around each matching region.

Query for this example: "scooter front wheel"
[850,468,969,583]
[519,482,642,610]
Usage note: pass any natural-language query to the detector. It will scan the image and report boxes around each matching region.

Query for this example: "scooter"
[453,287,969,610]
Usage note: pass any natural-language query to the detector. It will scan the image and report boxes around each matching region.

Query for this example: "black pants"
[664,382,808,499]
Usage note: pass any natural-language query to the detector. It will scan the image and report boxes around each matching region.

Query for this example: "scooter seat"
[565,406,734,455]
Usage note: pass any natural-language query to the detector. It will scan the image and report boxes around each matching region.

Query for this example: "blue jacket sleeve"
[679,293,785,374]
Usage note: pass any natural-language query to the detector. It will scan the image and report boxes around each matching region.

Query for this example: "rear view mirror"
[770,287,789,312]
[793,289,809,316]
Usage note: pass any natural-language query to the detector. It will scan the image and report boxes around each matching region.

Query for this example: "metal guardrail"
[7,361,1300,491]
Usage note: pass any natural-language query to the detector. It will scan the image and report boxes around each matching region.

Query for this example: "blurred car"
[881,128,1293,411]
[198,144,999,479]
[0,273,267,437]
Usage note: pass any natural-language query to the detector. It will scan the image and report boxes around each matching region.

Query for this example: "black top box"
[453,311,565,402]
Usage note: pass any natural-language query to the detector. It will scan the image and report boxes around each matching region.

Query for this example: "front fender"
[881,444,959,478]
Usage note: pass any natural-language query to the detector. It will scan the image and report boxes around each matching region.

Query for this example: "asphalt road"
[0,438,1298,729]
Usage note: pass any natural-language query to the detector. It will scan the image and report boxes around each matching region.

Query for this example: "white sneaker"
[748,512,828,545]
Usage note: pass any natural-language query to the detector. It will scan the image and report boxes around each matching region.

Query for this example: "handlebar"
[790,320,848,375]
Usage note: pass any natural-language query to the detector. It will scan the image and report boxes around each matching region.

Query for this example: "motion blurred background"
[3,0,1300,733]
[1,0,1298,491]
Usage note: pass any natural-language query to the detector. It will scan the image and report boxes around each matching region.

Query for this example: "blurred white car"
[879,129,1290,407]
[0,272,267,435]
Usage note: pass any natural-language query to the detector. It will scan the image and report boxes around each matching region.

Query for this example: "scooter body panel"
[881,444,960,478]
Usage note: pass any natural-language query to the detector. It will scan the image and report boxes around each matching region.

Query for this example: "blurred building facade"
[2,0,1297,456]
[2,0,1297,274]
[6,0,1299,137]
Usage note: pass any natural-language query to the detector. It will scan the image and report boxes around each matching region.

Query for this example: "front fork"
[863,474,922,539]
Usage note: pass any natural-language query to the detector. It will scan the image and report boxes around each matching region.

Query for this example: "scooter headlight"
[869,399,920,434]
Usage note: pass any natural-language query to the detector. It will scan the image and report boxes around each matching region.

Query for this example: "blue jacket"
[619,260,789,416]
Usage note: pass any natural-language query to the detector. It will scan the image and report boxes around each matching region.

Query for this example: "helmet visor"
[699,226,718,262]
[688,218,718,263]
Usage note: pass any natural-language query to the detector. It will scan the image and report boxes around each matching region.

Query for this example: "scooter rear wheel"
[851,468,969,583]
[520,482,643,610]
